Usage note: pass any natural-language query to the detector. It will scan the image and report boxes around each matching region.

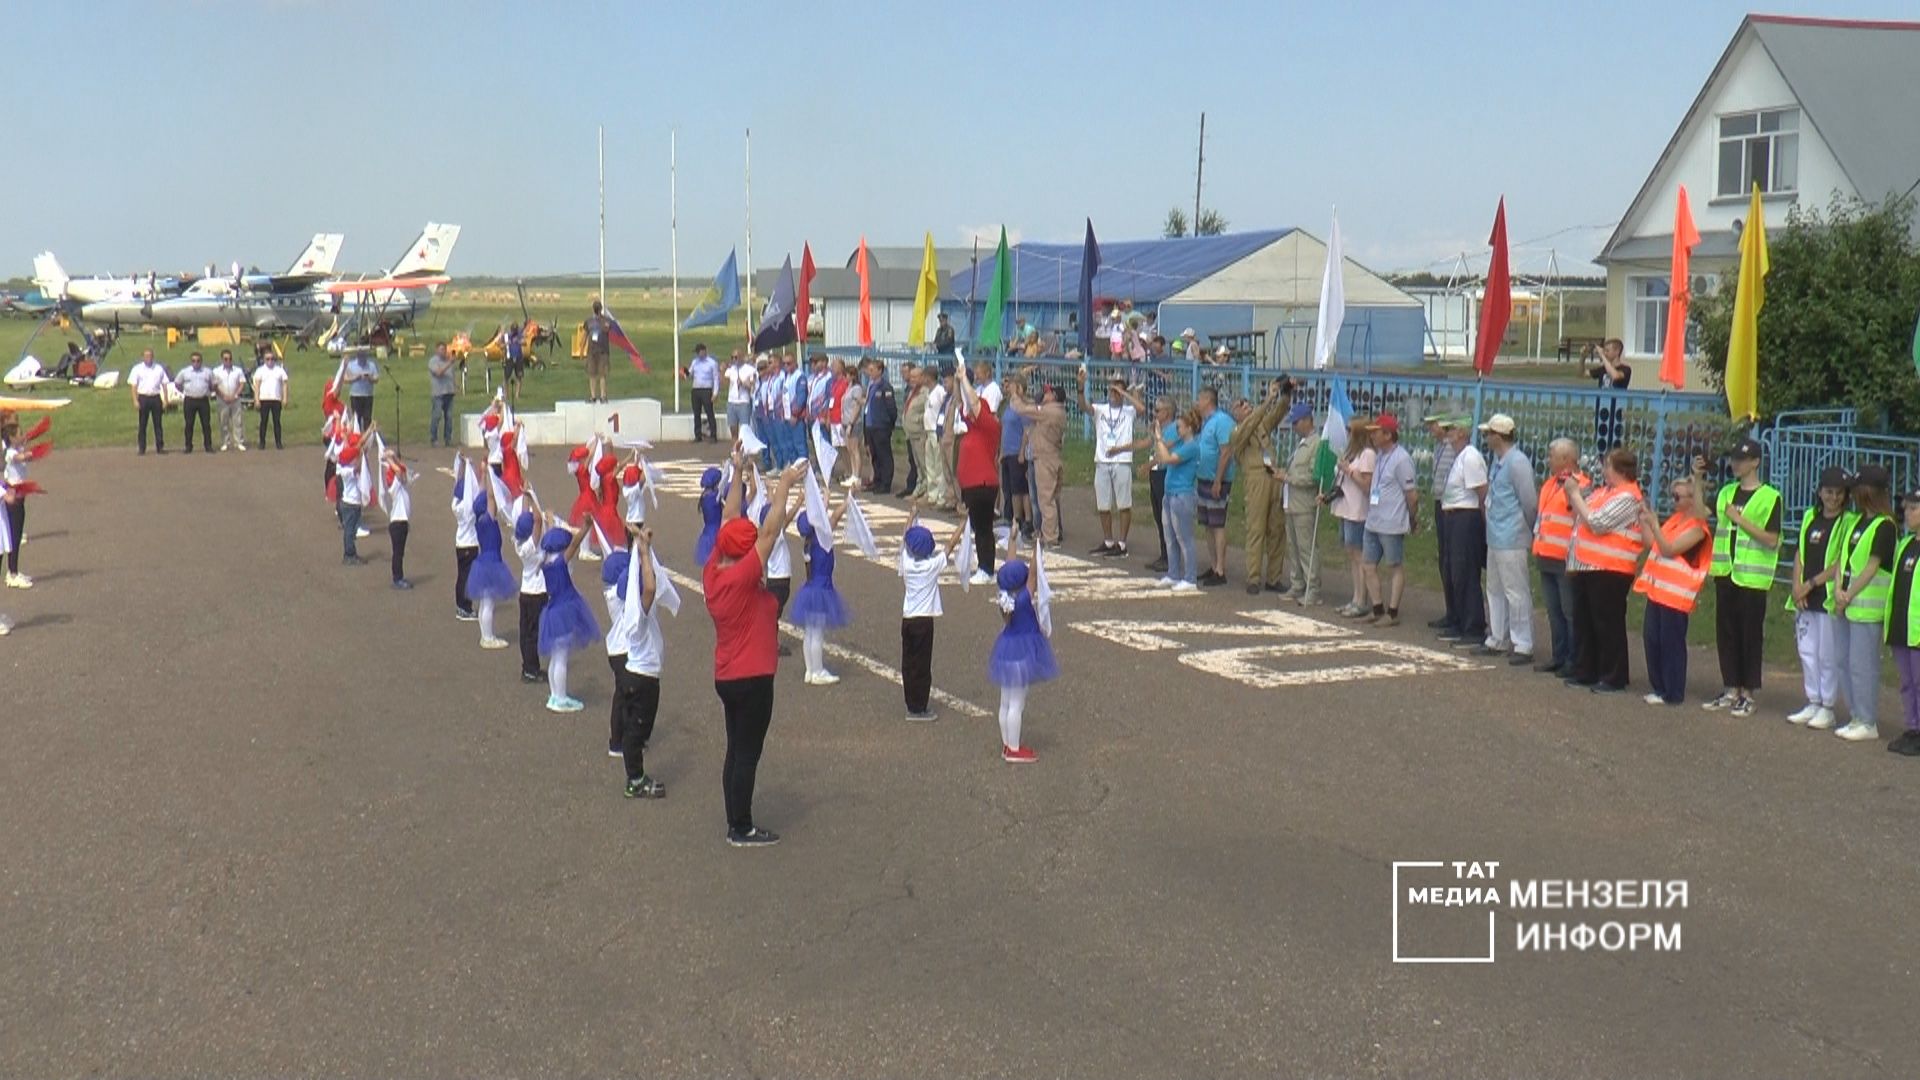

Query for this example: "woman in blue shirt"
[1151,408,1203,591]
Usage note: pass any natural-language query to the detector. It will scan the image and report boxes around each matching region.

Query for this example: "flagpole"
[744,127,754,358]
[671,127,682,414]
[597,125,606,319]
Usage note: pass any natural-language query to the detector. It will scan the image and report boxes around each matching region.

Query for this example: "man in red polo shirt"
[705,456,807,848]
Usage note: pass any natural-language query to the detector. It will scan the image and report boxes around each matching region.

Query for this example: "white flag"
[842,489,879,557]
[641,457,664,509]
[1033,541,1054,638]
[1314,209,1346,370]
[955,527,977,591]
[745,462,769,522]
[737,420,766,455]
[373,433,392,516]
[649,547,682,617]
[811,422,838,485]
[802,466,836,550]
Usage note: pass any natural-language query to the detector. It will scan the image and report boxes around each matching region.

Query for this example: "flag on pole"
[796,243,817,344]
[908,232,939,347]
[976,226,1011,348]
[751,255,797,353]
[856,237,874,347]
[1473,197,1510,377]
[1077,220,1100,355]
[1313,377,1354,493]
[1313,210,1346,370]
[1660,184,1700,390]
[682,249,740,330]
[1725,184,1770,421]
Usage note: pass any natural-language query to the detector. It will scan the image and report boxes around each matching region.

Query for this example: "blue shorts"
[1363,529,1406,566]
[1340,519,1366,549]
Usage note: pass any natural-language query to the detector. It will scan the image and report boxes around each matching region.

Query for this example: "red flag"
[796,243,817,344]
[856,237,874,347]
[21,417,51,442]
[1472,197,1510,377]
[1660,185,1700,390]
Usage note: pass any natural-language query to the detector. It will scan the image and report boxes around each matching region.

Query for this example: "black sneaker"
[1509,653,1535,667]
[726,826,780,847]
[608,741,623,759]
[391,579,413,590]
[1198,571,1227,587]
[905,710,938,722]
[1466,644,1503,656]
[1889,731,1920,756]
[625,776,666,798]
[1145,557,1169,573]
[1110,544,1129,558]
[778,643,793,658]
[1088,542,1116,556]
[342,555,367,566]
[521,669,547,684]
[455,608,479,622]
[1426,617,1452,629]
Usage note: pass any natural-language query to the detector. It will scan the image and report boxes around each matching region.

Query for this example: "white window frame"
[1628,275,1670,358]
[1716,107,1799,199]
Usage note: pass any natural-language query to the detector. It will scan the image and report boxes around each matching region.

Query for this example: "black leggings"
[1149,468,1168,558]
[454,545,478,612]
[519,592,547,676]
[715,674,775,832]
[5,499,22,574]
[961,485,998,576]
[901,616,935,713]
[613,658,660,780]
[1570,570,1634,689]
[388,520,409,582]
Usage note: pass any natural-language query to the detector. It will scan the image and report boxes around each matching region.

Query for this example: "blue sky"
[1,1,1907,281]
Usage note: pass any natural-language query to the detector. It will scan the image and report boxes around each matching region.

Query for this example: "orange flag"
[856,237,873,347]
[1660,185,1699,390]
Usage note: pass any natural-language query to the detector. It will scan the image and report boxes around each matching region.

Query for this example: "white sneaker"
[1171,581,1199,593]
[968,569,993,586]
[1644,692,1665,705]
[1155,577,1175,588]
[1836,720,1880,742]
[0,617,12,636]
[580,549,602,562]
[479,637,510,650]
[1806,707,1837,730]
[1787,704,1819,725]
[805,671,841,686]
[355,527,371,539]
[237,444,247,452]
[4,573,31,589]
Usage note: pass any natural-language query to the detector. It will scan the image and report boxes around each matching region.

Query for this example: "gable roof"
[1599,14,1920,264]
[946,229,1291,305]
[844,245,976,276]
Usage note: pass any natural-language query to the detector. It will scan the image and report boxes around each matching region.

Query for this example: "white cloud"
[957,225,1022,248]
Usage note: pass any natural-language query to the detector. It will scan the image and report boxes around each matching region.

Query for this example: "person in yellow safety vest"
[1530,438,1587,676]
[1562,447,1646,694]
[1830,464,1896,742]
[1634,468,1712,706]
[1882,489,1920,757]
[1786,467,1856,731]
[1702,437,1783,719]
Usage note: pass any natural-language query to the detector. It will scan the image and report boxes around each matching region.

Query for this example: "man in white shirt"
[253,348,288,449]
[1434,416,1489,645]
[724,351,757,442]
[128,348,172,455]
[175,352,216,454]
[686,344,721,442]
[921,367,954,511]
[212,349,248,452]
[1078,369,1144,557]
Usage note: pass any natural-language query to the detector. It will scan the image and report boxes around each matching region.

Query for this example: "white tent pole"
[671,128,681,413]
[597,126,606,318]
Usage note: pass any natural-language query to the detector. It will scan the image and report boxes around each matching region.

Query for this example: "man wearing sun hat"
[1477,413,1538,663]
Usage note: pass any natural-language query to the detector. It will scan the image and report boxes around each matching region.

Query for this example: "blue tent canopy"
[947,229,1293,306]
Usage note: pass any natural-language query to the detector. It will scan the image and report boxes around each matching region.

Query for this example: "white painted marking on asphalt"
[1070,611,1483,689]
[658,566,991,719]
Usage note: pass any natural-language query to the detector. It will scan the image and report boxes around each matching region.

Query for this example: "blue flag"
[752,255,797,353]
[1077,219,1100,354]
[682,249,740,330]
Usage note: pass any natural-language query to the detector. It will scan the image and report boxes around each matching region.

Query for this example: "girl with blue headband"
[791,489,852,686]
[537,522,600,712]
[989,536,1058,763]
[464,469,520,650]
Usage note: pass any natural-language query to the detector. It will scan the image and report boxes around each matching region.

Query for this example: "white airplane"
[77,233,346,325]
[32,253,182,306]
[133,224,459,331]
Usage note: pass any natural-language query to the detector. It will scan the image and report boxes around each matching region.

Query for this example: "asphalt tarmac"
[4,443,1917,1078]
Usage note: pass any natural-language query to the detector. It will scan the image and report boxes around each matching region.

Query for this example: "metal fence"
[1762,408,1920,553]
[830,346,1737,509]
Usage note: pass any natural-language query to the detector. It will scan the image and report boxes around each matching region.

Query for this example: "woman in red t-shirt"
[952,362,1001,584]
[703,455,808,848]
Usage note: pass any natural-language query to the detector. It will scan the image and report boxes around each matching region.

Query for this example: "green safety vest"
[1711,483,1782,589]
[1838,515,1894,624]
[1783,507,1856,614]
[1887,534,1920,646]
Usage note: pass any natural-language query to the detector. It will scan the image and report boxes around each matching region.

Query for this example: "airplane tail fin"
[32,253,69,298]
[287,233,344,276]
[389,224,461,279]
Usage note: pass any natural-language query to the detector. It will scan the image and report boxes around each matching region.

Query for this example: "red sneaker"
[1002,745,1037,764]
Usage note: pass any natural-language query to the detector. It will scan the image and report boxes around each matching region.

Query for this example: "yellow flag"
[908,231,939,347]
[1725,183,1769,420]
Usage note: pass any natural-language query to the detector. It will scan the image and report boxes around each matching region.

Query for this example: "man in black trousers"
[862,357,897,495]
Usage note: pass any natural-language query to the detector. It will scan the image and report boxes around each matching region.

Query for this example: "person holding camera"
[1587,339,1632,456]
[1562,448,1646,693]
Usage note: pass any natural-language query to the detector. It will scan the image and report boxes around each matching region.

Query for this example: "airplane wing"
[323,275,450,296]
[0,396,72,410]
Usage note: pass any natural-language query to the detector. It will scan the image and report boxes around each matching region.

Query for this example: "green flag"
[975,226,1011,348]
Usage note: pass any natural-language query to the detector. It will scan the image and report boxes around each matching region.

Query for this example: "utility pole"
[1193,112,1206,233]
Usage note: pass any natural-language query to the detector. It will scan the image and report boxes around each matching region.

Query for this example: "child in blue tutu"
[538,523,600,713]
[464,471,520,651]
[693,466,724,566]
[792,495,851,686]
[990,552,1057,763]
